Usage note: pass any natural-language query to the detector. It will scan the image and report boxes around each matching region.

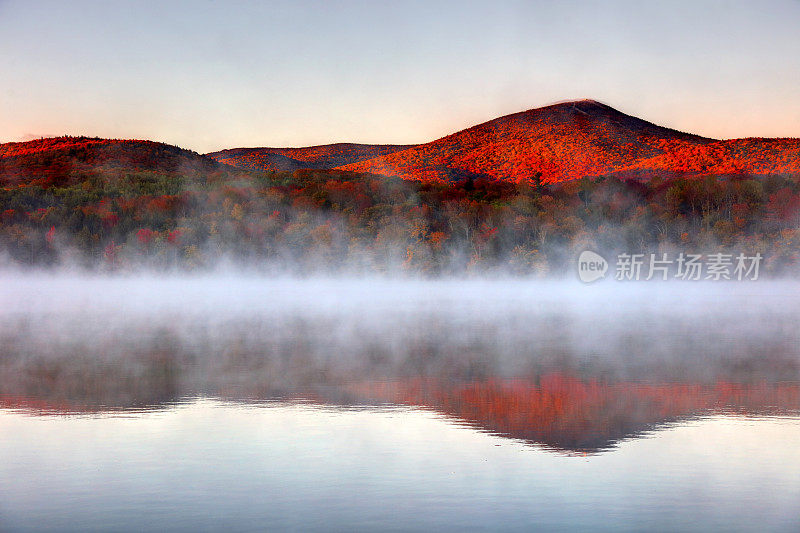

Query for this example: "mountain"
[6,101,799,186]
[0,136,229,186]
[337,100,800,183]
[206,143,416,172]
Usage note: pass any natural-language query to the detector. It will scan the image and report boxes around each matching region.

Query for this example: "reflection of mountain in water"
[350,377,800,453]
[2,344,799,453]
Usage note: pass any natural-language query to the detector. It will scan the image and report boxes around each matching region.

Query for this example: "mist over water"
[1,275,799,531]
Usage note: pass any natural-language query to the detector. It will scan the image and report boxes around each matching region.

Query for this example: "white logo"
[578,251,608,282]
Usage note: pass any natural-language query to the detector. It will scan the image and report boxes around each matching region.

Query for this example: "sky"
[1,0,799,153]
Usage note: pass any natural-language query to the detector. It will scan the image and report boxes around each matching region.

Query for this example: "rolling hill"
[0,136,230,186]
[337,99,800,183]
[206,143,416,172]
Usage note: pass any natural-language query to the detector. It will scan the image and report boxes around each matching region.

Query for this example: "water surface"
[1,277,798,531]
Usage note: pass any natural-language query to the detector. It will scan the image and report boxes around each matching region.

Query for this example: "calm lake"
[1,276,799,532]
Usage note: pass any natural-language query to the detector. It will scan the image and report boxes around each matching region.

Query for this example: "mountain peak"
[546,98,612,111]
[562,98,607,106]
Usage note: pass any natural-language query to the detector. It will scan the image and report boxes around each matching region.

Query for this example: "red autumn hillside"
[338,100,800,183]
[206,143,416,172]
[0,136,229,186]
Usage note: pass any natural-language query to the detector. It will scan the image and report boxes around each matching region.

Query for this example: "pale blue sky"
[1,0,799,152]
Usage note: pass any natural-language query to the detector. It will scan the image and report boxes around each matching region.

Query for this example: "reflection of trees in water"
[1,320,799,452]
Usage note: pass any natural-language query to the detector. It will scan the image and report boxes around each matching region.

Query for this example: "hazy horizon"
[2,1,800,153]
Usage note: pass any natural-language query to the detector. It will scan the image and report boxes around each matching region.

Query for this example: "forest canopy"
[1,154,798,276]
